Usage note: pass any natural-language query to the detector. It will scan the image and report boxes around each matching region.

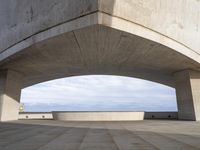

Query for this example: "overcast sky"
[21,75,177,112]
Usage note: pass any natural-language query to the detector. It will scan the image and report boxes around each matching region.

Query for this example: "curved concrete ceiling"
[0,0,200,88]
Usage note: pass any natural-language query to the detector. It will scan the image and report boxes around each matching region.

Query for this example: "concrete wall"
[19,111,178,121]
[52,111,145,121]
[19,112,53,120]
[0,0,98,53]
[144,112,178,120]
[99,0,200,53]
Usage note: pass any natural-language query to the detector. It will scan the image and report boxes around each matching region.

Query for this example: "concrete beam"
[175,70,200,121]
[0,70,23,121]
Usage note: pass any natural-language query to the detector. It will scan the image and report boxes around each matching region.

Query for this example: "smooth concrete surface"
[0,70,23,121]
[0,0,98,52]
[175,70,200,121]
[99,0,200,53]
[0,120,200,149]
[0,0,200,121]
[52,112,144,121]
[19,112,53,120]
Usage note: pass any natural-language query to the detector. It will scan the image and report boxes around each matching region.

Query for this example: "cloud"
[21,75,177,112]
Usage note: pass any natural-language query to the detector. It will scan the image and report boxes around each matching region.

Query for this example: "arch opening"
[20,75,177,112]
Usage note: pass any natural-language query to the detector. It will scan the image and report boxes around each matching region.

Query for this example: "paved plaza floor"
[0,120,200,150]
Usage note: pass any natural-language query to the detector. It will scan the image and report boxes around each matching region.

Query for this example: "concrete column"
[175,70,200,121]
[0,70,23,121]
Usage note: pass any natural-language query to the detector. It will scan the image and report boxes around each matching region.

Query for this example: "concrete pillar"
[0,70,23,121]
[175,70,200,121]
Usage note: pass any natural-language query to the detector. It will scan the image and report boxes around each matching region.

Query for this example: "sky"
[21,75,177,112]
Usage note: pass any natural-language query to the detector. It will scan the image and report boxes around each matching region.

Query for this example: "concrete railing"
[19,111,178,121]
[19,112,53,120]
[144,112,178,120]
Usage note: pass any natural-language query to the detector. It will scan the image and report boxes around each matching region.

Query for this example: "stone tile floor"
[0,120,200,150]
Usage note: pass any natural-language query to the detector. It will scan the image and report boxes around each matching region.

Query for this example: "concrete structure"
[0,120,200,149]
[144,112,178,120]
[52,111,145,121]
[19,111,178,121]
[0,0,200,121]
[19,112,53,120]
[0,70,23,121]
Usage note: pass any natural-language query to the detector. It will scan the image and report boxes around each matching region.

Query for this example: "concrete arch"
[1,0,200,61]
[1,16,200,88]
[1,24,198,88]
[0,0,200,121]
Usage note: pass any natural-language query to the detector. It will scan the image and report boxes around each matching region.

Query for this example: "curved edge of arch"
[98,12,200,65]
[1,12,200,67]
[22,70,175,89]
[0,12,99,63]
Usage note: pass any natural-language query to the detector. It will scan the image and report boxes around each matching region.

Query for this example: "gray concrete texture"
[0,0,200,121]
[0,0,200,87]
[0,120,200,150]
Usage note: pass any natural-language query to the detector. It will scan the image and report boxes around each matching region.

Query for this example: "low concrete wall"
[19,111,178,121]
[52,111,145,121]
[144,112,178,120]
[19,112,53,120]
